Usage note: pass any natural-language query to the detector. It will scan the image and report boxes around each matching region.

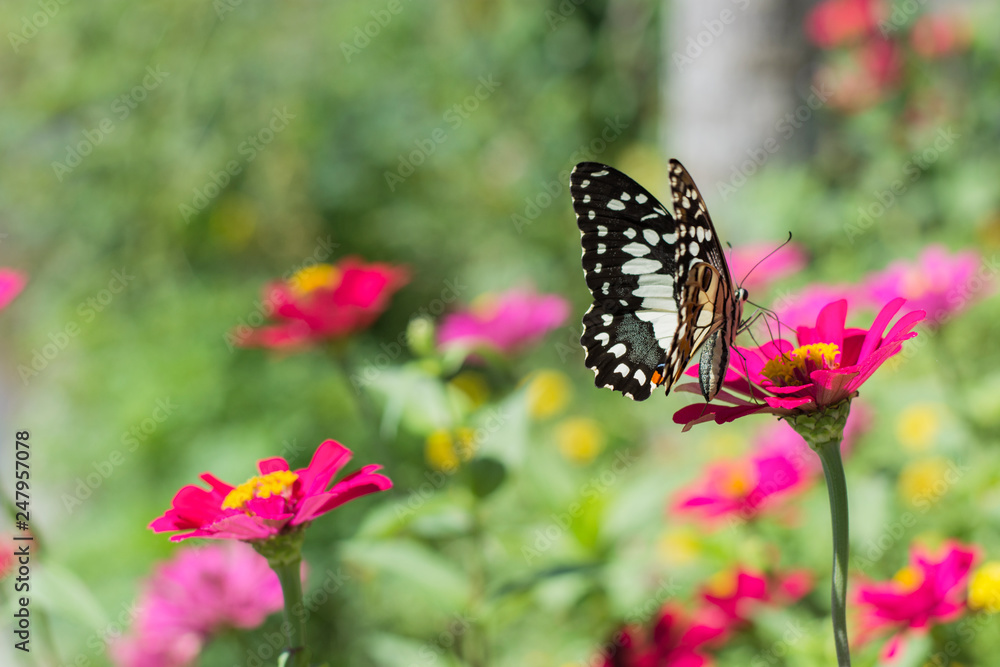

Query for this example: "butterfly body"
[570,159,747,401]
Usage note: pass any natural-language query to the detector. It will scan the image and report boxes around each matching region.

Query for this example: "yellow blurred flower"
[288,264,341,297]
[657,527,702,566]
[898,457,951,507]
[896,403,942,452]
[424,428,477,472]
[450,371,490,408]
[525,369,571,419]
[554,417,605,464]
[969,562,1000,613]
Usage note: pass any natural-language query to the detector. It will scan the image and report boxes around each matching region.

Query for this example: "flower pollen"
[222,471,299,512]
[288,264,340,297]
[892,565,923,592]
[761,343,840,386]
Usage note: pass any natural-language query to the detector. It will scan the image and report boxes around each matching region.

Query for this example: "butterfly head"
[737,287,749,302]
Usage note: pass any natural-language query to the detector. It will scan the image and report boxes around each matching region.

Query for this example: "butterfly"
[569,159,748,402]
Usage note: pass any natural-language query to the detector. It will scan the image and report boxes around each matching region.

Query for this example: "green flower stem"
[789,401,852,667]
[815,436,851,667]
[256,533,311,667]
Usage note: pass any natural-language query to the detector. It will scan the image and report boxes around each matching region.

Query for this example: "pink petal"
[295,440,353,497]
[258,457,291,475]
[858,298,906,361]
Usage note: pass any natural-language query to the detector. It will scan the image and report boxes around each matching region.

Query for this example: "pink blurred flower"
[862,245,993,328]
[235,257,408,349]
[806,0,884,48]
[437,287,569,355]
[111,542,289,667]
[0,269,26,310]
[150,440,391,542]
[854,541,978,660]
[727,242,808,295]
[0,535,13,580]
[699,567,813,628]
[673,299,924,430]
[772,283,860,330]
[671,446,812,527]
[598,605,728,667]
[911,13,972,59]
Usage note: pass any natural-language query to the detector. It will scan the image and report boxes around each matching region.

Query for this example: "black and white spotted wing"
[570,160,747,401]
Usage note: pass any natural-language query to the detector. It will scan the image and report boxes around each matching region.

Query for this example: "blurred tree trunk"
[661,0,810,214]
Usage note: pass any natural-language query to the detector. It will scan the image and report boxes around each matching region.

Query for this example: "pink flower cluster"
[806,0,970,112]
[111,542,291,667]
[437,287,569,355]
[774,244,993,330]
[598,568,812,667]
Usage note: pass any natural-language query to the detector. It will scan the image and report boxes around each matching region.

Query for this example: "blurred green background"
[3,0,1000,665]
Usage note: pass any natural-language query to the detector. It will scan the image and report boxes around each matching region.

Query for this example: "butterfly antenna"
[729,344,760,404]
[738,232,794,287]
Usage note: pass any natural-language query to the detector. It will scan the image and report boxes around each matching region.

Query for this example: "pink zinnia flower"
[111,542,289,667]
[674,299,924,430]
[862,245,993,328]
[598,605,727,667]
[150,440,391,542]
[854,541,978,660]
[805,0,884,48]
[699,567,813,629]
[0,269,26,310]
[235,257,408,349]
[437,287,569,355]
[727,242,808,295]
[671,446,812,526]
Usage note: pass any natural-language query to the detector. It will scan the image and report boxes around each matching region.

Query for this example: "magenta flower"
[854,541,978,660]
[862,245,993,328]
[673,299,924,430]
[437,287,569,355]
[235,257,408,349]
[806,0,884,48]
[0,269,26,310]
[111,542,290,667]
[699,567,813,629]
[727,242,807,295]
[671,446,811,527]
[150,440,392,542]
[598,605,728,667]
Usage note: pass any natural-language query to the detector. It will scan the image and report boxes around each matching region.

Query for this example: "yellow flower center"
[892,565,924,592]
[969,562,1000,613]
[718,460,757,498]
[761,343,840,386]
[288,264,340,297]
[705,570,738,598]
[221,470,299,512]
[901,269,931,300]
